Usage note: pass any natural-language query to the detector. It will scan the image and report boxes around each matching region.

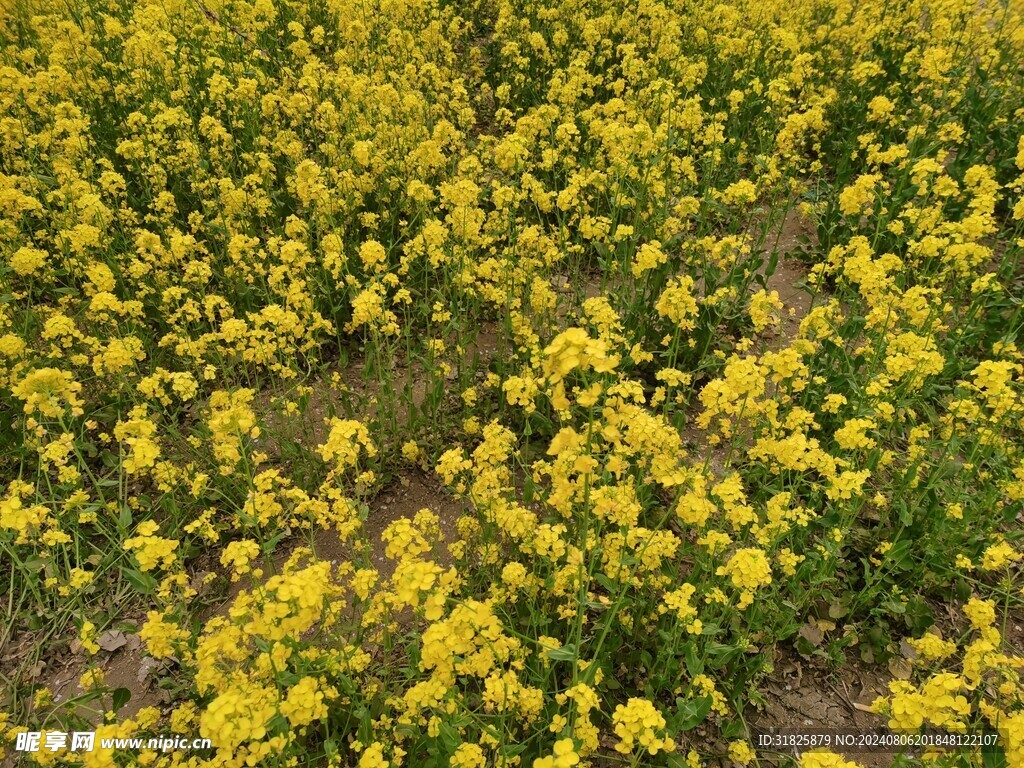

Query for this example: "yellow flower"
[220,540,262,581]
[319,418,377,475]
[534,738,580,768]
[79,621,100,655]
[980,539,1021,571]
[139,610,187,659]
[656,276,699,330]
[79,668,105,690]
[452,743,486,768]
[839,173,883,217]
[12,368,84,418]
[359,240,387,271]
[358,742,389,768]
[631,242,668,278]
[908,632,957,662]
[717,548,772,591]
[801,750,862,768]
[207,389,259,474]
[280,676,334,727]
[199,683,277,750]
[123,522,179,571]
[834,417,877,451]
[964,598,996,631]
[722,179,757,205]
[612,698,674,756]
[541,328,619,384]
[9,246,47,276]
[748,289,784,332]
[0,492,50,543]
[728,740,756,766]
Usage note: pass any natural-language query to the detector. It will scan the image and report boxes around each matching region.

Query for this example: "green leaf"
[885,539,913,570]
[522,479,535,504]
[904,596,934,634]
[118,505,133,532]
[438,721,459,751]
[357,707,373,745]
[111,687,132,713]
[22,557,46,574]
[982,742,1007,768]
[828,600,850,619]
[262,531,288,553]
[721,718,744,740]
[683,643,704,677]
[120,567,157,595]
[676,695,713,730]
[594,573,618,592]
[545,643,578,662]
[955,578,972,602]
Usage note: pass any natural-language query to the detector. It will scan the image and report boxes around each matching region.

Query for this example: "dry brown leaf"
[97,630,128,653]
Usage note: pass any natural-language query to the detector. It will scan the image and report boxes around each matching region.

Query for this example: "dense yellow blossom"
[2,0,1023,764]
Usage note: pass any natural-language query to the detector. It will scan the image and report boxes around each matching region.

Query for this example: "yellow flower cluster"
[611,698,675,756]
[2,0,1024,764]
[123,521,179,572]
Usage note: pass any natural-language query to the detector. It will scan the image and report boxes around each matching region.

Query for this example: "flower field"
[1,0,1024,765]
